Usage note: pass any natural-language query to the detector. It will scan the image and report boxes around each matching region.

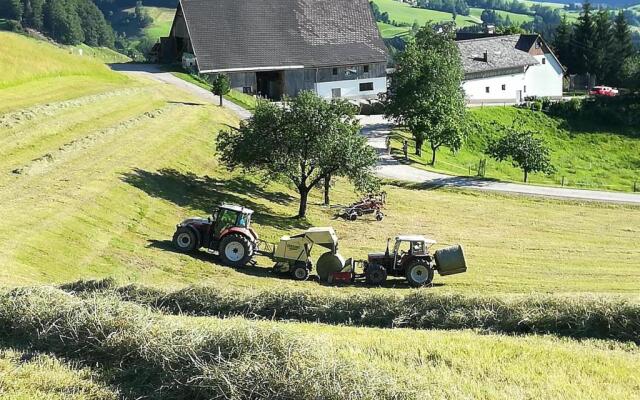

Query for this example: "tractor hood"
[368,252,388,261]
[178,217,210,227]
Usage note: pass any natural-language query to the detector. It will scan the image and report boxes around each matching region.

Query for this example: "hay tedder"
[173,203,467,286]
[339,192,386,221]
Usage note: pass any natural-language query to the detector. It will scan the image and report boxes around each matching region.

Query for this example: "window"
[485,86,490,93]
[359,82,374,91]
[332,67,338,75]
[331,88,341,98]
[502,84,506,91]
[542,57,546,64]
[242,86,252,94]
[363,65,370,73]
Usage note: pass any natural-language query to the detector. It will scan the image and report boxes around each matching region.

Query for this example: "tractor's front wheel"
[173,227,198,252]
[405,261,434,287]
[219,234,252,267]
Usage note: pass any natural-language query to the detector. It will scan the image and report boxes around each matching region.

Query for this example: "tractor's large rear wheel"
[405,261,434,287]
[219,234,252,267]
[173,227,198,252]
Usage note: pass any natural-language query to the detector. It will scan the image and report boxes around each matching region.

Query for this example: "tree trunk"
[323,175,331,206]
[297,187,309,218]
[523,169,528,183]
[219,94,223,106]
[415,138,423,156]
[430,143,438,165]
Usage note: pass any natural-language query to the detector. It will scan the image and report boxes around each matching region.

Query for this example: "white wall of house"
[315,77,387,99]
[524,54,564,98]
[462,73,527,104]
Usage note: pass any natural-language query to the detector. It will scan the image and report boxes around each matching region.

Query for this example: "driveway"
[110,64,252,120]
[358,115,640,205]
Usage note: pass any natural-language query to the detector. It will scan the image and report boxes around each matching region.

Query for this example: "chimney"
[483,51,488,62]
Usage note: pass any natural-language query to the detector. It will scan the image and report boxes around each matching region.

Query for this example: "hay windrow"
[0,286,408,399]
[62,278,640,343]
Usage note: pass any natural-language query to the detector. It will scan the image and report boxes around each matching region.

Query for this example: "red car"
[589,86,619,97]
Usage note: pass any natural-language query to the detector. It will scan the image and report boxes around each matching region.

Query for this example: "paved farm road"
[110,64,251,120]
[358,115,640,205]
[110,65,640,205]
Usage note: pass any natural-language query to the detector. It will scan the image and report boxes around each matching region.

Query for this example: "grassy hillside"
[391,106,640,192]
[0,32,130,113]
[377,21,411,38]
[2,32,640,399]
[123,6,174,42]
[469,7,535,24]
[372,0,480,27]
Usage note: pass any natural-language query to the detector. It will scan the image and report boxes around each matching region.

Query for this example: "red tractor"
[172,204,259,267]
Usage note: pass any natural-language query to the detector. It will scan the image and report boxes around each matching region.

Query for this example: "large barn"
[160,0,389,101]
[456,34,564,104]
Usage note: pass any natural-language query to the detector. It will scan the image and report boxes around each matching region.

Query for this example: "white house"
[456,34,564,104]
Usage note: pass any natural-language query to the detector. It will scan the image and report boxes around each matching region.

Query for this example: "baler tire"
[291,265,309,281]
[365,264,387,286]
[405,261,434,287]
[219,234,252,267]
[173,227,198,252]
[349,212,358,221]
[376,212,384,221]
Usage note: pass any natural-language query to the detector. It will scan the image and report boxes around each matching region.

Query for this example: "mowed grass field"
[391,107,640,192]
[1,31,640,398]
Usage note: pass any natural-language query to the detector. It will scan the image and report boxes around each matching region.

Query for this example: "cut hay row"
[64,279,640,343]
[0,287,406,400]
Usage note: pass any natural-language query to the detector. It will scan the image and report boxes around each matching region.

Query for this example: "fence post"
[561,176,565,187]
[634,180,638,193]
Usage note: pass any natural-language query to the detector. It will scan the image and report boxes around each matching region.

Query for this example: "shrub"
[0,286,406,399]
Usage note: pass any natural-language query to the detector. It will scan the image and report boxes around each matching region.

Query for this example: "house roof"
[456,35,539,75]
[178,0,388,73]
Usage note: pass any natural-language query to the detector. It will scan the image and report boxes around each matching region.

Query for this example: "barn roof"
[456,35,539,75]
[178,0,388,73]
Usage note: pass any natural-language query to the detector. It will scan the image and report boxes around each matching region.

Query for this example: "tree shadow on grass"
[122,168,309,231]
[147,239,301,282]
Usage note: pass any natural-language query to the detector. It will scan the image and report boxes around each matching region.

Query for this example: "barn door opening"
[256,71,284,101]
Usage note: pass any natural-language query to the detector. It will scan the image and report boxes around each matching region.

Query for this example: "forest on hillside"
[0,0,114,46]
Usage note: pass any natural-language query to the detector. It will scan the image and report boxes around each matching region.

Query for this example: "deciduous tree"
[486,126,554,183]
[216,91,377,217]
[211,74,230,106]
[384,25,466,165]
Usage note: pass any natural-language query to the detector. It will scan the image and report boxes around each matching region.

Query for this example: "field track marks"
[0,87,144,129]
[0,105,217,281]
[0,90,165,172]
[0,77,131,115]
[12,105,175,176]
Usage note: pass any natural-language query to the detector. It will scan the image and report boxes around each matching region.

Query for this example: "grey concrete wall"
[227,72,257,93]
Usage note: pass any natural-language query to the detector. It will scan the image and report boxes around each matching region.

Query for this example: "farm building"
[160,0,389,101]
[456,34,564,104]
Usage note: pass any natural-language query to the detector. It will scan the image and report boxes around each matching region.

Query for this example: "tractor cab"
[212,204,253,237]
[392,235,436,268]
